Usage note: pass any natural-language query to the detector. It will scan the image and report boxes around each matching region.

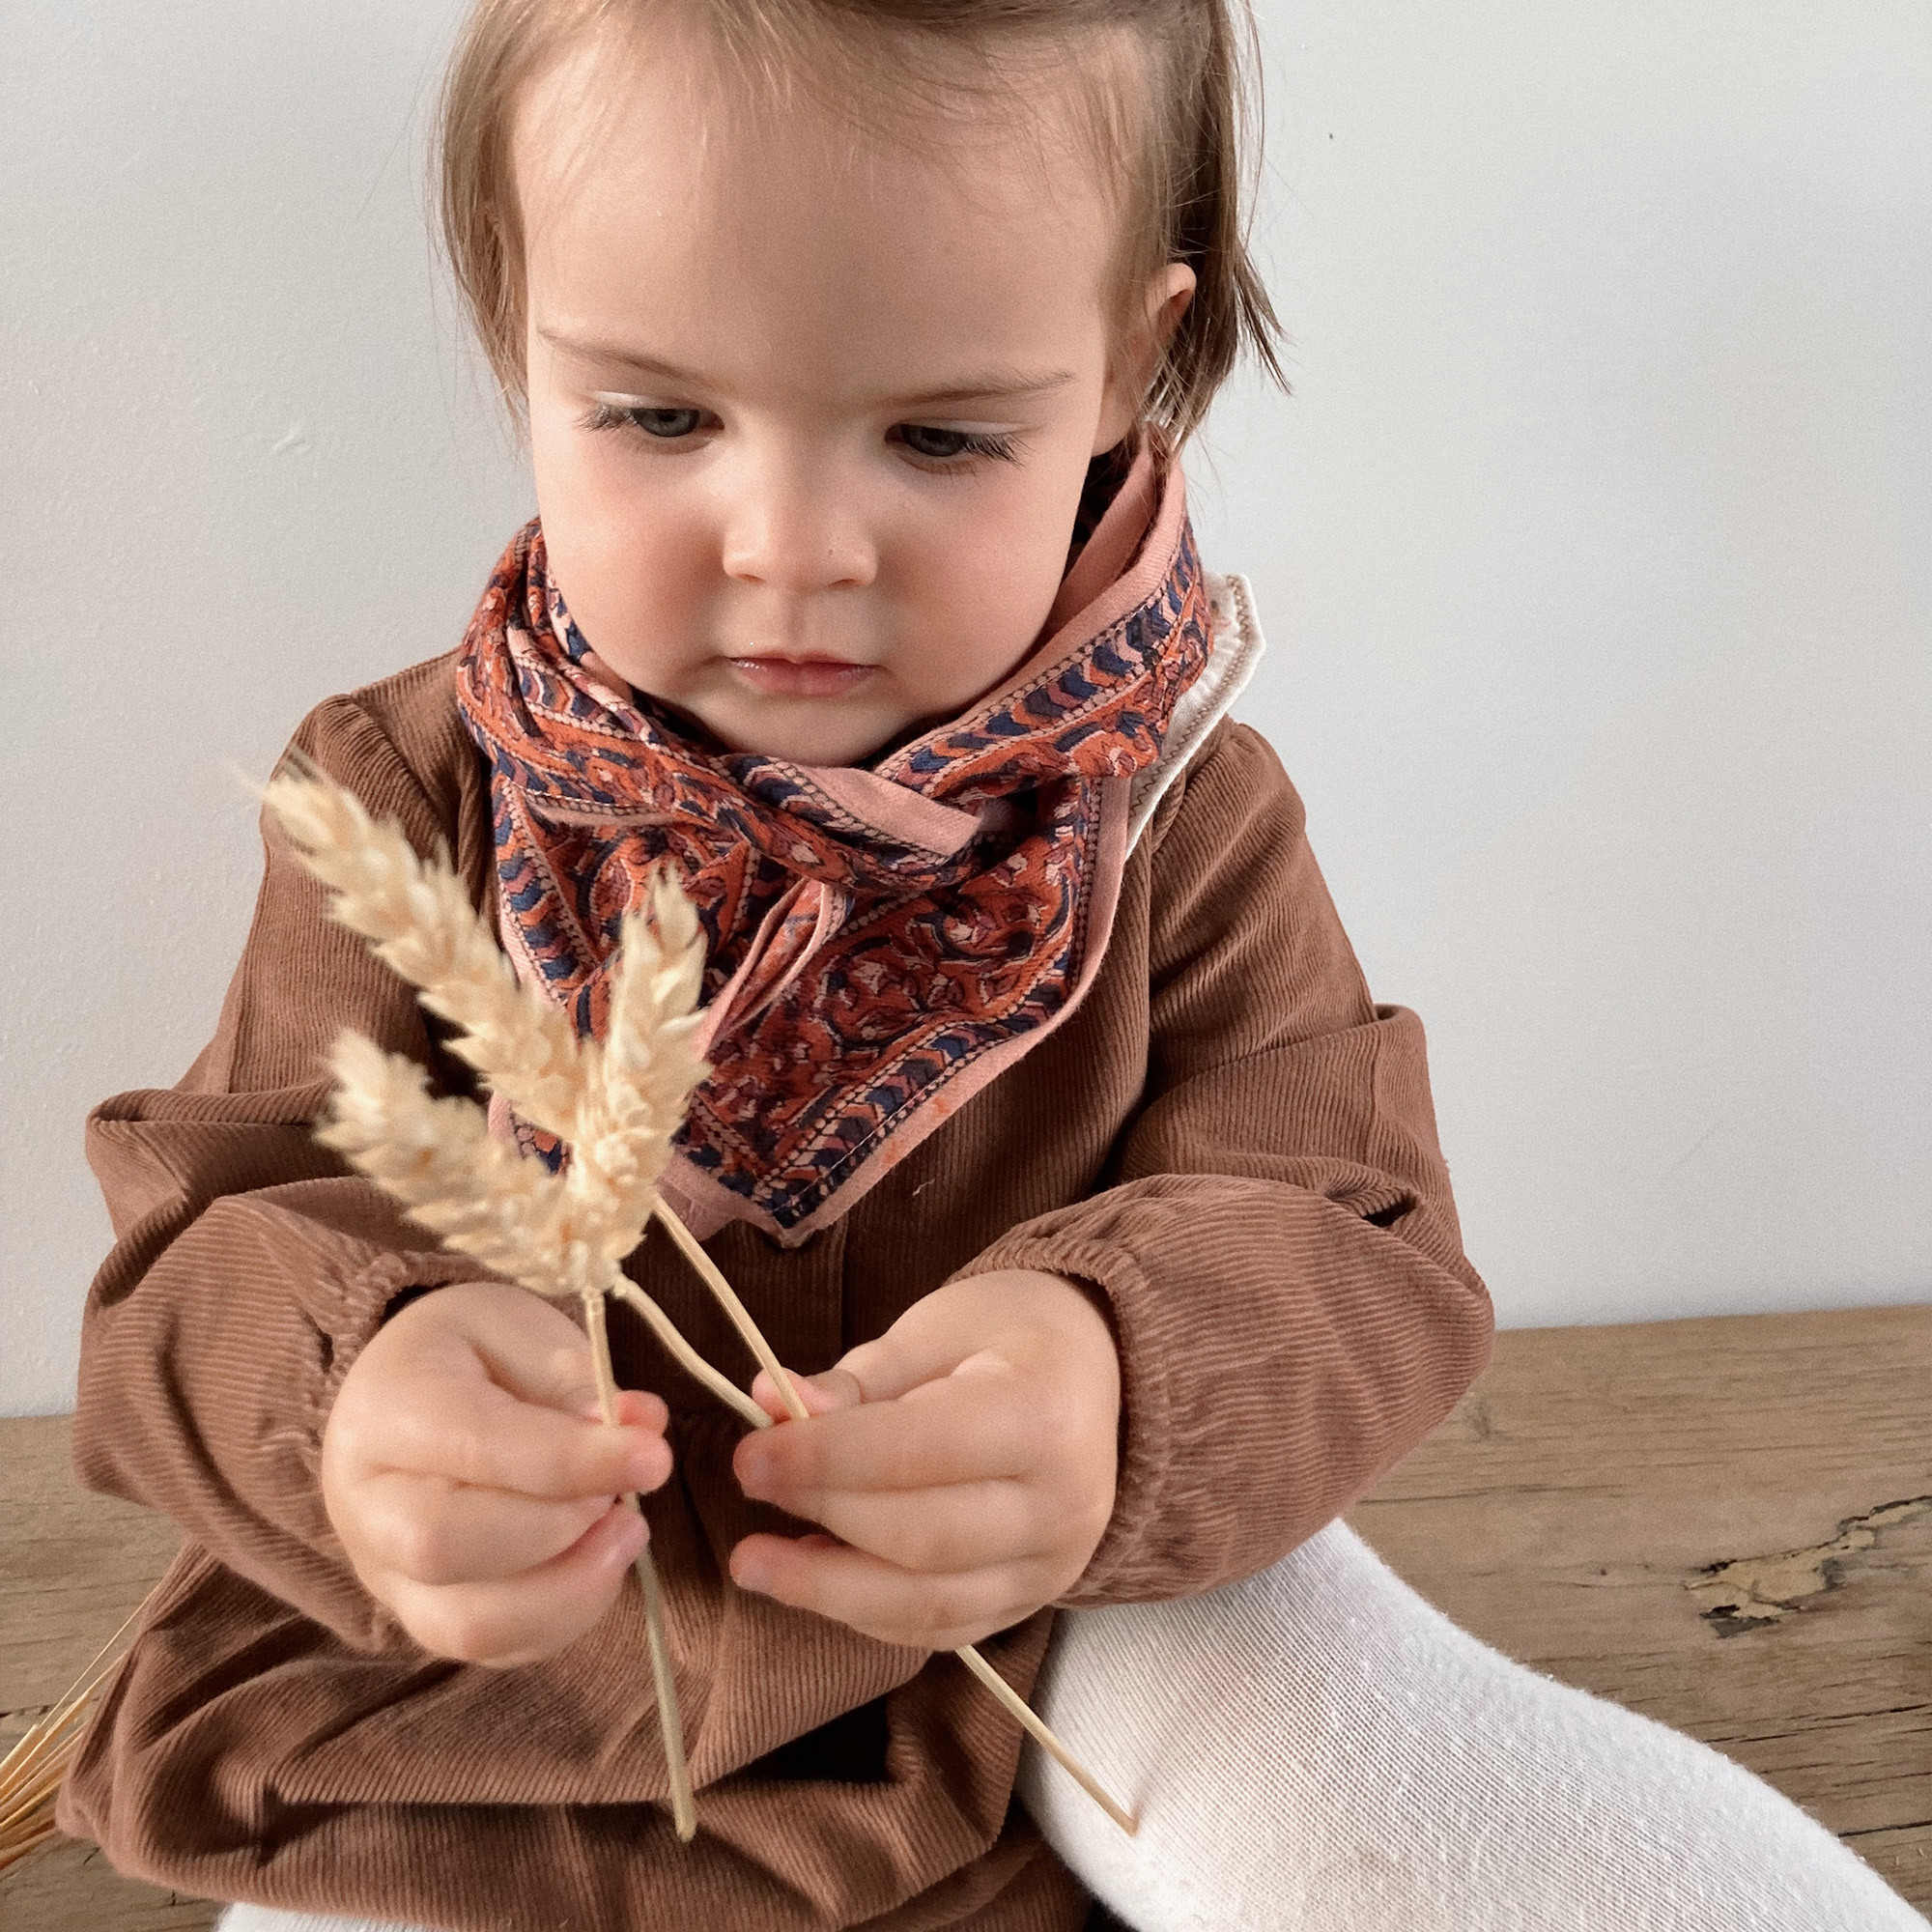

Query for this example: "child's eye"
[582,402,708,440]
[891,423,1022,467]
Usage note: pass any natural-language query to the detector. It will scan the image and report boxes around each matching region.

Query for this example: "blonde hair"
[437,0,1286,450]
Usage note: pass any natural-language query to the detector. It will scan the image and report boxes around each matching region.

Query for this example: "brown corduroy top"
[59,651,1493,1932]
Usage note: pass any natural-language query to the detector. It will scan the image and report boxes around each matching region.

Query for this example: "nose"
[719,445,877,593]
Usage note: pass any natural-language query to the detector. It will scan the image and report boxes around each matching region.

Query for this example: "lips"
[726,654,878,698]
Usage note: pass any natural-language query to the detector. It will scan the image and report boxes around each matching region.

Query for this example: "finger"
[735,1368,1033,1501]
[781,1478,1043,1577]
[833,1321,976,1406]
[822,1273,1093,1406]
[355,1372,672,1502]
[580,1387,674,1433]
[445,1286,651,1422]
[336,1288,673,1501]
[388,1281,672,1435]
[346,1471,618,1587]
[729,1532,1042,1653]
[505,1350,669,1435]
[381,1501,649,1667]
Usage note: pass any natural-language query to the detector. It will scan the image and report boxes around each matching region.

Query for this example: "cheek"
[894,464,1089,699]
[529,416,711,681]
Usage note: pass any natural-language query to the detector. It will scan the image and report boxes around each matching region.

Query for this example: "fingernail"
[613,1511,649,1562]
[732,1549,768,1594]
[622,1445,668,1491]
[737,1449,771,1498]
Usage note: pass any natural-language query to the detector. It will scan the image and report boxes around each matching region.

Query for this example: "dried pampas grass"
[0,1602,146,1878]
[270,761,1133,1839]
[267,756,707,1838]
[3,760,1132,1895]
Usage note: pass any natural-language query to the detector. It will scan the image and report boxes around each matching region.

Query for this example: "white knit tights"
[1020,1519,1924,1931]
[218,1520,1924,1932]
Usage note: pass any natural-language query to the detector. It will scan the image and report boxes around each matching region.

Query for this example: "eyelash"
[578,402,1022,471]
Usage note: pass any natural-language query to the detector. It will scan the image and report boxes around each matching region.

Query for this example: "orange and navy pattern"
[455,502,1210,1232]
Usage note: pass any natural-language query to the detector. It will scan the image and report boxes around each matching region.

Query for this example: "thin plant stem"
[954,1645,1135,1834]
[0,1822,58,1878]
[632,1549,694,1843]
[650,1201,809,1423]
[583,1288,697,1843]
[647,1201,1137,1836]
[0,1590,156,1876]
[609,1279,769,1433]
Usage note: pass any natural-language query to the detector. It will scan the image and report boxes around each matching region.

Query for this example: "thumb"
[824,1301,980,1406]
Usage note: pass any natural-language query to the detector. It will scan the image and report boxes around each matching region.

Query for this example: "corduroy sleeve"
[956,722,1494,1607]
[72,684,497,1652]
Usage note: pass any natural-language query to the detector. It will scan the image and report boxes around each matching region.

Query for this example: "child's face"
[515,24,1186,766]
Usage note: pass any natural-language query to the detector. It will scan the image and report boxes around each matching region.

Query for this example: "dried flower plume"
[264,757,709,1836]
[257,759,1134,1841]
[0,1603,146,1879]
[263,762,592,1142]
[2,762,1134,1889]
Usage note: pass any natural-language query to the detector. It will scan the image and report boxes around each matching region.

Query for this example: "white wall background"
[3,2,1926,1416]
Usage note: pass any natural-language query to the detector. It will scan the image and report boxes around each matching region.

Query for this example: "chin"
[711,708,904,769]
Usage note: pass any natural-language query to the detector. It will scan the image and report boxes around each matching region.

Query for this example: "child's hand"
[728,1270,1120,1651]
[321,1280,672,1668]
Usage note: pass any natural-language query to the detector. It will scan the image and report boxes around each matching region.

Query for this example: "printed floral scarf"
[455,446,1211,1242]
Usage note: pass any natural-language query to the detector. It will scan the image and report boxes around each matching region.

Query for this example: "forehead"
[513,18,1126,401]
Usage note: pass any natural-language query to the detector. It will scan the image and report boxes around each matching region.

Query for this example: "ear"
[1094,262,1197,453]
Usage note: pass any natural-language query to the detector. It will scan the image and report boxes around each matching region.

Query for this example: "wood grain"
[1349,1301,1932,1909]
[4,1304,1926,1924]
[1,1413,211,1929]
[0,1835,220,1932]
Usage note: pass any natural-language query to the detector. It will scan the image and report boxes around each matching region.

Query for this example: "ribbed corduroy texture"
[59,654,1492,1931]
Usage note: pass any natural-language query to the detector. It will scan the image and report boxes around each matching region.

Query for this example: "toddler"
[60,2,1926,1928]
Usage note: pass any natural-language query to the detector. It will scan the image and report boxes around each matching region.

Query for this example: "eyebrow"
[537,328,1074,412]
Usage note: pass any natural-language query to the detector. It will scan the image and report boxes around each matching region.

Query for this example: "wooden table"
[1349,1302,1930,1910]
[4,1303,1927,1927]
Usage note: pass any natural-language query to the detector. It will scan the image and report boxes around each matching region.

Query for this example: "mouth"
[725,654,879,699]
